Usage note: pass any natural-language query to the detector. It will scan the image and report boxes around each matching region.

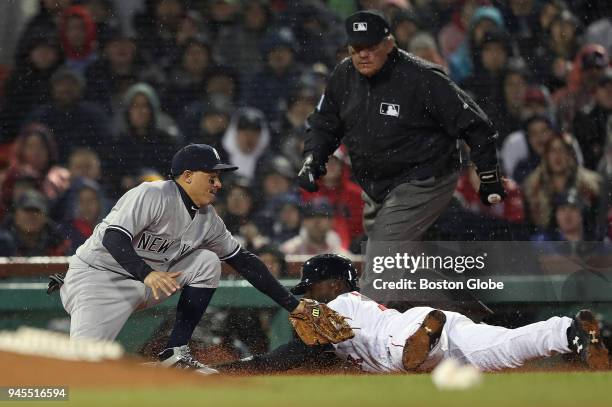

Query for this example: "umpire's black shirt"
[305,48,498,203]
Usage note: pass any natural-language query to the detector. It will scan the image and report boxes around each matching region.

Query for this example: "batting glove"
[478,165,506,206]
[298,155,327,192]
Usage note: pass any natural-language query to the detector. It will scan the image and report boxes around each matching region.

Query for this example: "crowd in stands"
[0,0,611,277]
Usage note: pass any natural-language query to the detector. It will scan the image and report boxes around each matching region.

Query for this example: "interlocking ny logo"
[380,103,400,117]
[353,22,367,31]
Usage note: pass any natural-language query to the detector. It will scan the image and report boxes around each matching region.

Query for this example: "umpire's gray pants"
[361,173,459,301]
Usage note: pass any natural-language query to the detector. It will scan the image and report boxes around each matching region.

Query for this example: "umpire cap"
[345,10,391,47]
[171,144,238,177]
[291,254,359,295]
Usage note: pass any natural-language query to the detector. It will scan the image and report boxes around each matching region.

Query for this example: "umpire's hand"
[298,155,327,192]
[477,166,507,206]
[144,271,182,300]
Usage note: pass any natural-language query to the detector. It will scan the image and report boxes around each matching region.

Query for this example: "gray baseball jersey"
[75,180,240,276]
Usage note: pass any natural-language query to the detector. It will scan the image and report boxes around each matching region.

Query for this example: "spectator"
[163,37,214,119]
[257,193,302,246]
[81,0,120,46]
[270,86,317,152]
[503,115,555,183]
[449,5,505,83]
[59,5,98,74]
[585,17,612,56]
[215,0,273,79]
[521,85,555,119]
[0,32,63,142]
[256,155,297,205]
[408,32,448,70]
[522,134,601,232]
[67,148,101,183]
[1,124,71,220]
[104,83,179,198]
[553,44,610,131]
[243,28,303,121]
[25,68,112,164]
[180,95,233,148]
[223,177,254,235]
[255,245,288,278]
[280,198,349,256]
[438,0,480,59]
[84,29,141,114]
[14,0,72,69]
[499,0,540,60]
[461,29,512,135]
[532,9,581,92]
[133,0,186,71]
[222,107,270,181]
[59,178,106,253]
[205,66,241,104]
[279,2,342,68]
[532,190,586,241]
[573,67,612,170]
[495,66,530,140]
[391,9,420,52]
[0,190,69,256]
[596,133,612,239]
[301,148,364,244]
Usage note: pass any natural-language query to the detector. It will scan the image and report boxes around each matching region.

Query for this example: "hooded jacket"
[222,107,271,180]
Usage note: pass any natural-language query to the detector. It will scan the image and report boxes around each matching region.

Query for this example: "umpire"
[298,10,505,305]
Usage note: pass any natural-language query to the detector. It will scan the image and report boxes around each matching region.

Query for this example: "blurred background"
[0,0,611,359]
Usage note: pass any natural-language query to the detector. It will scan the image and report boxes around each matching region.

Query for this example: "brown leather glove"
[289,298,355,346]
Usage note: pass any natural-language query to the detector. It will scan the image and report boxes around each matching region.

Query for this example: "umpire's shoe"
[159,345,219,375]
[403,310,446,371]
[567,310,610,370]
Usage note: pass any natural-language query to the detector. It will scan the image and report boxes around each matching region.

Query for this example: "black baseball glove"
[477,165,506,206]
[297,154,327,192]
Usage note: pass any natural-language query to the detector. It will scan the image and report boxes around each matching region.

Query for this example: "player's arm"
[102,185,179,298]
[102,231,180,299]
[225,248,299,312]
[299,66,345,192]
[423,68,506,205]
[215,339,335,373]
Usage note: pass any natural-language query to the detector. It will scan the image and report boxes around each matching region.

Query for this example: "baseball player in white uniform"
[58,144,304,373]
[218,254,610,373]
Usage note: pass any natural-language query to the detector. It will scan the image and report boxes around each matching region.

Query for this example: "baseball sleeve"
[422,68,499,171]
[200,208,241,261]
[105,183,165,240]
[304,65,345,164]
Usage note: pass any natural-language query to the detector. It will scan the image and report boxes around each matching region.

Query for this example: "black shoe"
[159,345,218,375]
[567,310,610,370]
[402,310,447,371]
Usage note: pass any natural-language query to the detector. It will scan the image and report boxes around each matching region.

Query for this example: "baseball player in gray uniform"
[60,144,302,373]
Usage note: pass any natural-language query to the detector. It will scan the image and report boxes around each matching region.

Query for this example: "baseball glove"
[289,299,354,346]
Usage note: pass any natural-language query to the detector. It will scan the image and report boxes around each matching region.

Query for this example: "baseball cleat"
[402,309,446,371]
[567,309,609,370]
[159,345,219,375]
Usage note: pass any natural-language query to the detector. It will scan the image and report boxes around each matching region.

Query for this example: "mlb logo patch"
[353,22,367,31]
[380,103,400,117]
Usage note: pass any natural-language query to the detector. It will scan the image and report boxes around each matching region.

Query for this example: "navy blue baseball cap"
[345,10,391,47]
[171,144,238,177]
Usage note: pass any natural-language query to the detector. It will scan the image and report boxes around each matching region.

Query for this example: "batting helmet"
[291,254,359,295]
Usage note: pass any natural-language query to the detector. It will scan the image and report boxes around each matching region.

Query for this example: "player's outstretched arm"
[225,248,300,312]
